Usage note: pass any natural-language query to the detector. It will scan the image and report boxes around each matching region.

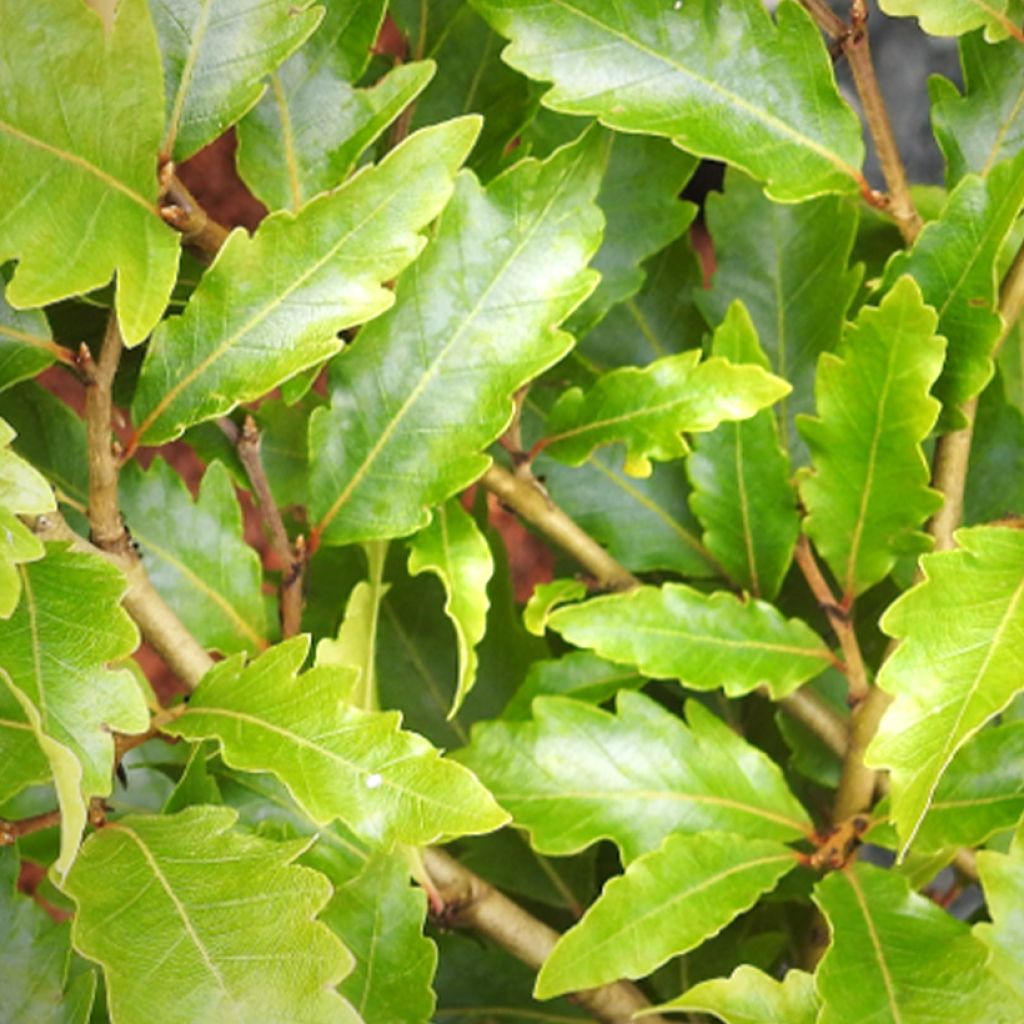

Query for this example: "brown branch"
[157,161,230,262]
[423,847,671,1024]
[799,0,846,38]
[832,683,892,821]
[0,808,62,846]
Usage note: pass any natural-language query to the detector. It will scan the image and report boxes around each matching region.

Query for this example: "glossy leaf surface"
[976,826,1024,1002]
[502,651,644,719]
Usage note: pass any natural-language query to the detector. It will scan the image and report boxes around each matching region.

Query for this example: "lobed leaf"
[866,526,1024,854]
[63,806,357,1024]
[308,130,604,546]
[471,0,864,201]
[879,0,1023,41]
[535,832,796,998]
[166,636,509,847]
[797,276,945,598]
[976,825,1024,1003]
[457,692,812,862]
[546,583,833,700]
[132,118,480,445]
[0,0,178,344]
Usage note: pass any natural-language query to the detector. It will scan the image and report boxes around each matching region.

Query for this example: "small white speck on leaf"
[364,773,383,789]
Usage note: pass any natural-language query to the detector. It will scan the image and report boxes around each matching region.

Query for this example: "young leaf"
[797,275,945,598]
[0,846,96,1024]
[697,170,862,462]
[0,0,178,344]
[687,302,799,599]
[542,343,791,476]
[0,284,61,394]
[535,832,796,999]
[0,546,149,875]
[647,966,818,1024]
[522,579,587,637]
[131,117,480,445]
[151,0,322,161]
[881,151,1024,423]
[457,693,812,862]
[814,862,1021,1024]
[976,825,1024,1002]
[324,853,438,1023]
[866,526,1024,854]
[879,0,1023,41]
[119,458,268,655]
[471,0,864,201]
[308,131,604,546]
[165,636,509,846]
[63,806,358,1024]
[546,584,833,700]
[930,31,1024,184]
[408,501,494,716]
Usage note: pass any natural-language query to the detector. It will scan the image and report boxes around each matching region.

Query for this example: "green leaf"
[547,584,833,700]
[797,276,945,599]
[648,966,818,1024]
[930,31,1024,185]
[881,151,1024,423]
[236,0,434,211]
[471,0,864,201]
[502,651,644,719]
[879,0,1023,41]
[63,806,358,1023]
[687,302,798,600]
[152,0,322,161]
[457,693,812,862]
[0,0,179,345]
[408,501,494,716]
[866,526,1024,853]
[324,853,438,1023]
[698,170,862,462]
[132,117,480,445]
[814,862,1022,1024]
[0,845,96,1024]
[119,458,268,655]
[0,284,61,394]
[308,131,604,546]
[535,832,796,999]
[0,546,149,875]
[542,331,791,476]
[976,825,1024,1003]
[166,636,509,846]
[965,368,1024,524]
[522,579,587,637]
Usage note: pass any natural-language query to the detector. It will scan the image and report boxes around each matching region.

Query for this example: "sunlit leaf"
[522,579,586,637]
[0,0,178,344]
[866,526,1024,854]
[879,0,1023,41]
[976,824,1024,1003]
[471,0,864,201]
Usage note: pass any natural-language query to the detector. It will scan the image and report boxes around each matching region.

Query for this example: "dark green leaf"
[0,285,60,394]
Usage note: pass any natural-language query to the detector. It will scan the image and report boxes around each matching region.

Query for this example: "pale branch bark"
[157,162,230,261]
[833,683,892,821]
[422,847,672,1024]
[777,689,848,758]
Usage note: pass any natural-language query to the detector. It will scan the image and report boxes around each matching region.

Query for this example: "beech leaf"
[535,832,796,999]
[797,275,946,599]
[879,0,1023,41]
[457,693,812,862]
[132,117,480,446]
[522,579,587,637]
[308,131,604,546]
[0,546,149,876]
[0,0,179,345]
[165,636,509,846]
[0,284,61,394]
[814,862,1021,1024]
[546,583,833,700]
[471,0,864,201]
[63,806,358,1024]
[866,526,1024,854]
[976,825,1024,1003]
[543,308,791,476]
[408,501,494,716]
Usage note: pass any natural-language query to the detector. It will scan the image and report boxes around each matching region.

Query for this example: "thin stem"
[157,161,230,262]
[777,690,848,758]
[0,808,62,845]
[833,685,892,820]
[799,0,846,37]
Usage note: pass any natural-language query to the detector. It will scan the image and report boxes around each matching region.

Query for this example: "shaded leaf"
[0,284,61,394]
[0,0,178,344]
[119,458,268,655]
[879,0,1023,41]
[457,692,812,862]
[547,583,833,700]
[687,302,798,600]
[408,501,494,715]
[0,546,148,875]
[132,118,480,445]
[536,832,795,999]
[976,825,1024,1003]
[472,0,864,201]
[964,368,1024,524]
[308,131,604,546]
[63,806,357,1023]
[648,966,818,1024]
[814,862,1021,1024]
[502,651,644,719]
[166,636,508,846]
[881,150,1024,424]
[152,0,322,161]
[797,276,945,598]
[866,526,1024,853]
